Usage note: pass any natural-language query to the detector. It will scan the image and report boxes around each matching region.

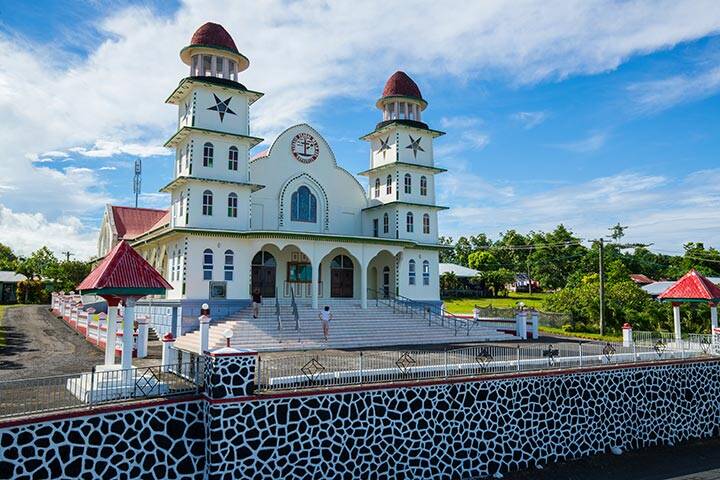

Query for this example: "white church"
[96,23,450,334]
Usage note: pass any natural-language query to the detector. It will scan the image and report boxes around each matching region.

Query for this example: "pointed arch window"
[203,249,213,280]
[227,193,238,218]
[203,142,214,167]
[386,175,392,194]
[422,213,430,234]
[383,213,389,234]
[291,185,317,223]
[420,176,427,196]
[228,146,239,170]
[404,173,412,194]
[406,212,414,233]
[422,260,430,285]
[202,190,213,216]
[408,259,416,285]
[224,249,234,281]
[374,178,380,198]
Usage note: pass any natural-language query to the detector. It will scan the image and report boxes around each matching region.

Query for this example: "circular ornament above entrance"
[290,132,320,163]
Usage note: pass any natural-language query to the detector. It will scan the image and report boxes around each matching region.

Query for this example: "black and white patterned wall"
[0,401,205,480]
[204,361,720,480]
[2,360,720,480]
[204,352,257,399]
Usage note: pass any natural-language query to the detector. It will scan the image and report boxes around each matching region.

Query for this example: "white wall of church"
[186,183,251,231]
[189,87,250,136]
[186,136,250,183]
[249,125,367,236]
[395,128,434,167]
[397,249,439,301]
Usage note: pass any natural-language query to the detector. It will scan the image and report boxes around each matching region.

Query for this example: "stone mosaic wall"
[205,361,720,480]
[0,400,205,480]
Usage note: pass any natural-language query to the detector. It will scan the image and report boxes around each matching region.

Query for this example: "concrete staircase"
[173,299,517,352]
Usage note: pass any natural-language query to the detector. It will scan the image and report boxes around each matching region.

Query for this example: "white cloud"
[0,0,719,256]
[0,204,98,258]
[550,132,608,153]
[512,111,548,129]
[99,166,117,171]
[628,65,720,113]
[440,116,482,129]
[138,192,171,209]
[439,169,719,252]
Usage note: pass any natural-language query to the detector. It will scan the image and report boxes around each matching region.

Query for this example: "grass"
[538,326,623,343]
[443,292,551,314]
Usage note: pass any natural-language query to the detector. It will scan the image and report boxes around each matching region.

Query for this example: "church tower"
[360,71,447,243]
[162,22,264,232]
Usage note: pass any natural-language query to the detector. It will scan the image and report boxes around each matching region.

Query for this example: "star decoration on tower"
[405,135,424,158]
[207,94,236,122]
[378,136,391,158]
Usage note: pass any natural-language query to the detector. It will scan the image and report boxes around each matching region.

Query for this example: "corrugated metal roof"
[0,271,26,283]
[77,241,172,292]
[658,269,720,302]
[439,263,479,278]
[111,206,168,240]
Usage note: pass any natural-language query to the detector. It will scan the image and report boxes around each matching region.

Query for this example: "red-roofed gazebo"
[77,241,172,370]
[658,269,720,343]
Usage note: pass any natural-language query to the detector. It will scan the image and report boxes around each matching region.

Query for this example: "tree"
[491,230,530,273]
[0,242,17,270]
[453,237,474,267]
[438,236,455,263]
[467,251,499,272]
[46,260,92,292]
[439,272,461,292]
[527,225,586,290]
[478,268,515,297]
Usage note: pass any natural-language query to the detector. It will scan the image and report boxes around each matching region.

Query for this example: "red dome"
[190,22,239,54]
[382,71,422,100]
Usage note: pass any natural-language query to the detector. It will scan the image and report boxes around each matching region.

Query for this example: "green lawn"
[539,326,623,343]
[443,292,550,314]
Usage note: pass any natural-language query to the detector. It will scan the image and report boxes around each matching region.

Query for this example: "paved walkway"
[503,437,720,480]
[0,305,161,381]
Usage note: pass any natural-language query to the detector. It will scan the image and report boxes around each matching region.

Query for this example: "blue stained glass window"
[291,186,317,223]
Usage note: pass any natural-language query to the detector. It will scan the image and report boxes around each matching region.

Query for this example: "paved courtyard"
[0,305,161,381]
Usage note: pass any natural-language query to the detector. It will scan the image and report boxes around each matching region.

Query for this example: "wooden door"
[251,266,276,298]
[331,268,353,298]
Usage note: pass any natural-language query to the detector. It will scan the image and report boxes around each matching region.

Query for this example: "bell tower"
[359,71,447,243]
[161,22,264,232]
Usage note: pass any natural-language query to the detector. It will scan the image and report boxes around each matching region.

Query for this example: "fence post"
[359,352,364,384]
[632,342,637,362]
[88,366,96,408]
[578,343,583,367]
[516,345,521,372]
[444,349,448,378]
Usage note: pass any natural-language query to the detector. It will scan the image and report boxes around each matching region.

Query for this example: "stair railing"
[367,288,473,336]
[290,287,300,331]
[275,288,282,331]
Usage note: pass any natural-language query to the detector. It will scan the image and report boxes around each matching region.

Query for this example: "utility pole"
[61,251,74,262]
[133,158,142,208]
[598,238,605,336]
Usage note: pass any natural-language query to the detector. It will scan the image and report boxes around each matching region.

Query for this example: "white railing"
[633,331,718,355]
[258,339,710,392]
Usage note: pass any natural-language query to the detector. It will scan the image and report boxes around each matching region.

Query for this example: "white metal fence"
[257,339,711,392]
[0,360,202,419]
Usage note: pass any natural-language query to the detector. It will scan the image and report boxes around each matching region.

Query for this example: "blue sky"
[0,1,719,258]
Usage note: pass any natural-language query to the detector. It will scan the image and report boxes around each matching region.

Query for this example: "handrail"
[275,288,282,331]
[367,288,473,336]
[290,287,300,331]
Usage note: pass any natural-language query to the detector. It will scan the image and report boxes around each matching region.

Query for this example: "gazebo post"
[104,297,120,366]
[710,302,718,332]
[121,298,137,370]
[672,302,682,346]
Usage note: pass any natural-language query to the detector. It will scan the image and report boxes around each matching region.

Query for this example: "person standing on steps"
[319,305,332,341]
[252,288,262,319]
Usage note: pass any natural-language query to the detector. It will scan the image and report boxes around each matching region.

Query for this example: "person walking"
[252,288,262,319]
[319,305,332,341]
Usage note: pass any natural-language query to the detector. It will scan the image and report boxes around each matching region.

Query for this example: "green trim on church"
[159,176,265,193]
[362,201,449,212]
[165,76,263,105]
[360,120,446,141]
[357,162,447,176]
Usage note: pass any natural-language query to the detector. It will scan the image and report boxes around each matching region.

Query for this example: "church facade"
[96,22,447,311]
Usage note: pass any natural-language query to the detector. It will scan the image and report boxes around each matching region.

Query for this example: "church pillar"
[104,300,119,366]
[311,259,319,310]
[672,302,682,346]
[210,55,217,76]
[360,262,368,309]
[711,302,718,331]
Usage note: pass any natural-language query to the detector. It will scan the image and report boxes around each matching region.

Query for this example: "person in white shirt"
[319,305,332,341]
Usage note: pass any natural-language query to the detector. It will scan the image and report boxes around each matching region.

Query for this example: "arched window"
[404,173,412,194]
[386,175,392,194]
[227,193,238,218]
[203,249,213,280]
[420,176,427,196]
[224,250,234,281]
[406,212,414,233]
[203,142,214,167]
[374,178,380,198]
[252,251,276,267]
[179,193,184,217]
[422,213,430,234]
[422,260,430,285]
[291,186,317,223]
[202,190,213,216]
[228,146,238,171]
[383,213,389,234]
[408,259,416,285]
[331,255,353,269]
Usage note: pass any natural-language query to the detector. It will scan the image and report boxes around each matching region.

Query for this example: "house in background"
[642,276,720,298]
[630,274,655,286]
[0,271,26,304]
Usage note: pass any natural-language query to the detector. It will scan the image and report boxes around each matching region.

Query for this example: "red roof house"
[630,274,655,286]
[658,269,720,303]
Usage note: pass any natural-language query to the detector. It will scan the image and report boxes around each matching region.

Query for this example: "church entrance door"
[330,255,354,298]
[251,251,276,298]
